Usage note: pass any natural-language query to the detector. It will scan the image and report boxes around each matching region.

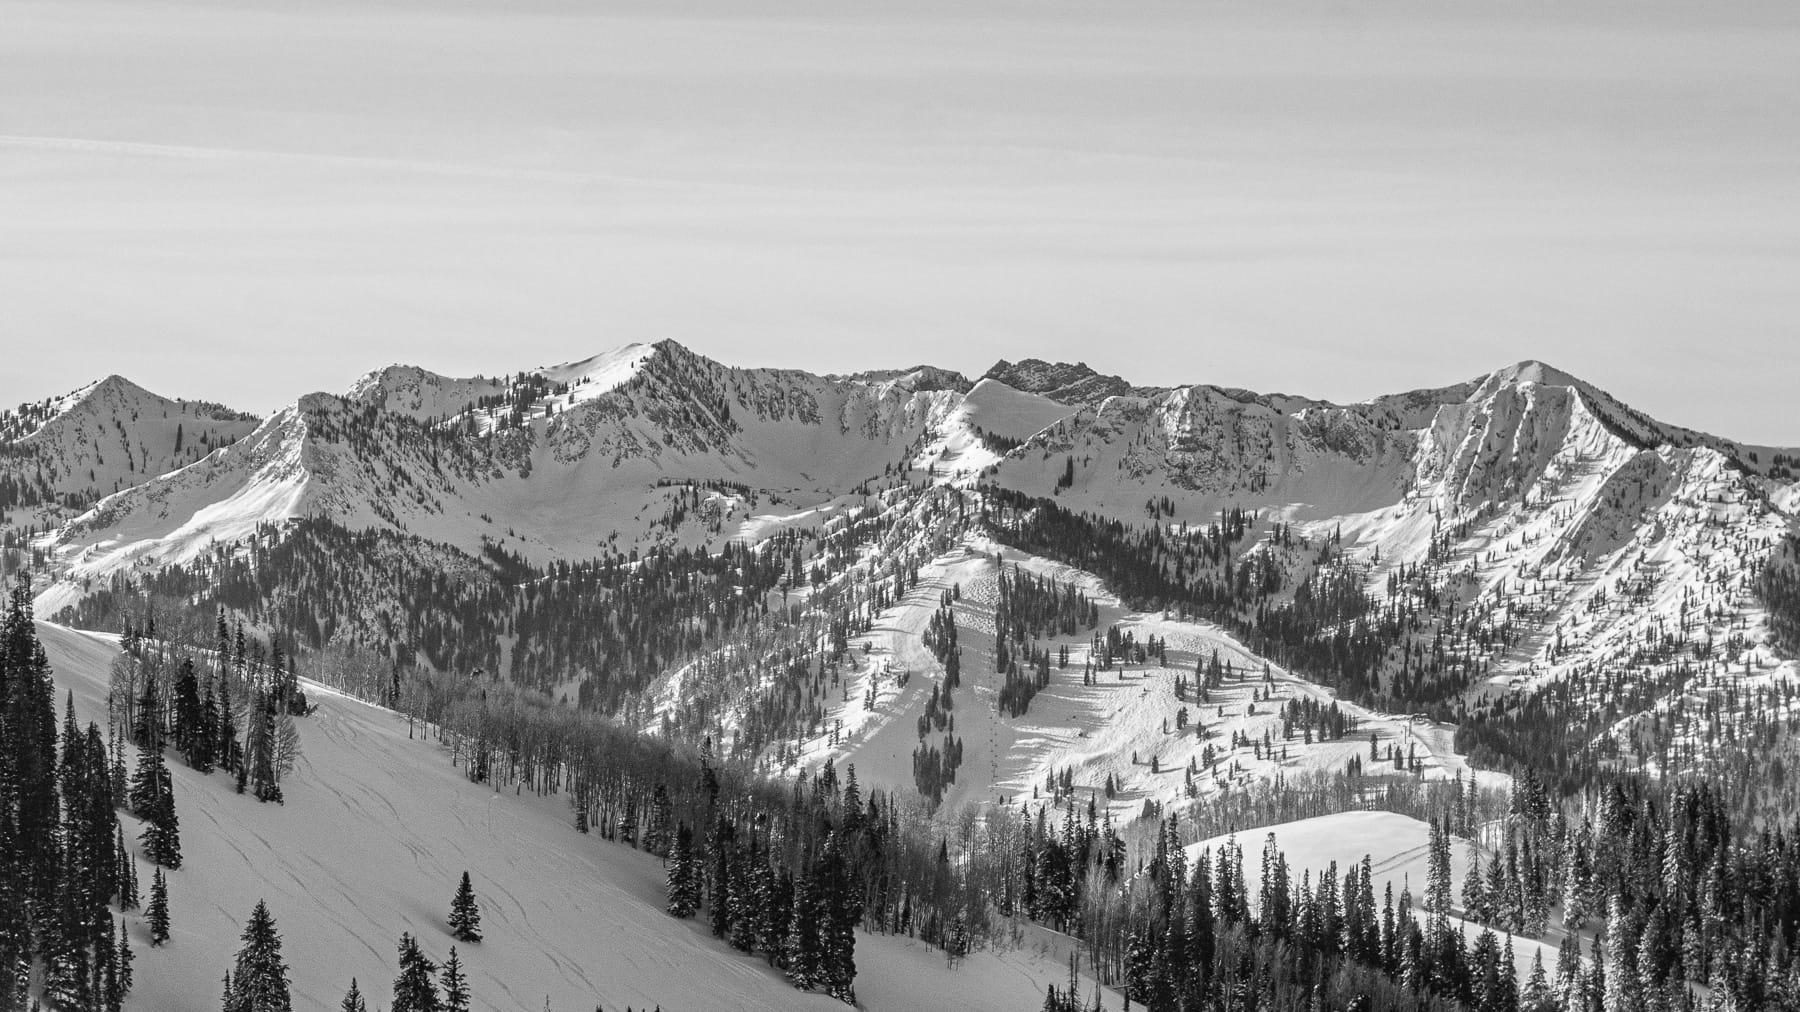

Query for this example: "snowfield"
[37,622,1116,1012]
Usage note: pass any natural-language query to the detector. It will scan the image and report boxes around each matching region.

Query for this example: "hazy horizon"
[4,0,1797,442]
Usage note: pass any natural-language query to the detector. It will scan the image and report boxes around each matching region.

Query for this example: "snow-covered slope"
[37,621,1114,1012]
[0,375,257,510]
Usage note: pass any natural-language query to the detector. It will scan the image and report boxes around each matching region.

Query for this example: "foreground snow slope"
[38,622,1108,1012]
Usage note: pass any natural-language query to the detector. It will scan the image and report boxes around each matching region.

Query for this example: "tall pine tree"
[392,932,442,1012]
[147,868,170,946]
[448,872,482,943]
[440,946,470,1012]
[223,900,291,1012]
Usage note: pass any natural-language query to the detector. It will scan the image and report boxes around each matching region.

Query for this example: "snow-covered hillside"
[36,621,1117,1012]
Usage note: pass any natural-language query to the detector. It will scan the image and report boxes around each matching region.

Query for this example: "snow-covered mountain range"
[34,343,981,588]
[10,342,1800,1011]
[21,341,1796,626]
[12,343,1800,780]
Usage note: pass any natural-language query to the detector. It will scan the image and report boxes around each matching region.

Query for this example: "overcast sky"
[3,0,1796,442]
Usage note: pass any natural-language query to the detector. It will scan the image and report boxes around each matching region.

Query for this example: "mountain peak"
[89,373,141,394]
[1490,359,1582,389]
[837,365,972,394]
[982,358,1140,405]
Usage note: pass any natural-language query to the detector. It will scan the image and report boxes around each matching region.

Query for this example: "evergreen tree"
[131,658,161,752]
[139,759,181,869]
[116,917,133,1000]
[644,784,673,858]
[223,900,291,1012]
[728,837,759,953]
[340,979,367,1012]
[216,675,240,776]
[1463,850,1487,921]
[115,826,138,911]
[1425,816,1453,914]
[96,909,120,1012]
[147,868,171,946]
[817,833,859,1004]
[667,823,700,918]
[448,871,482,943]
[127,722,164,819]
[784,864,821,991]
[108,724,128,809]
[247,692,282,804]
[441,947,470,1012]
[392,932,442,1012]
[1603,895,1636,1012]
[708,817,734,940]
[173,660,204,768]
[1523,947,1551,1012]
[196,673,219,772]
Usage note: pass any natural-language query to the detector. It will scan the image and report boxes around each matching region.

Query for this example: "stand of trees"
[911,734,963,810]
[0,579,138,1011]
[1759,534,1800,656]
[991,565,1089,719]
